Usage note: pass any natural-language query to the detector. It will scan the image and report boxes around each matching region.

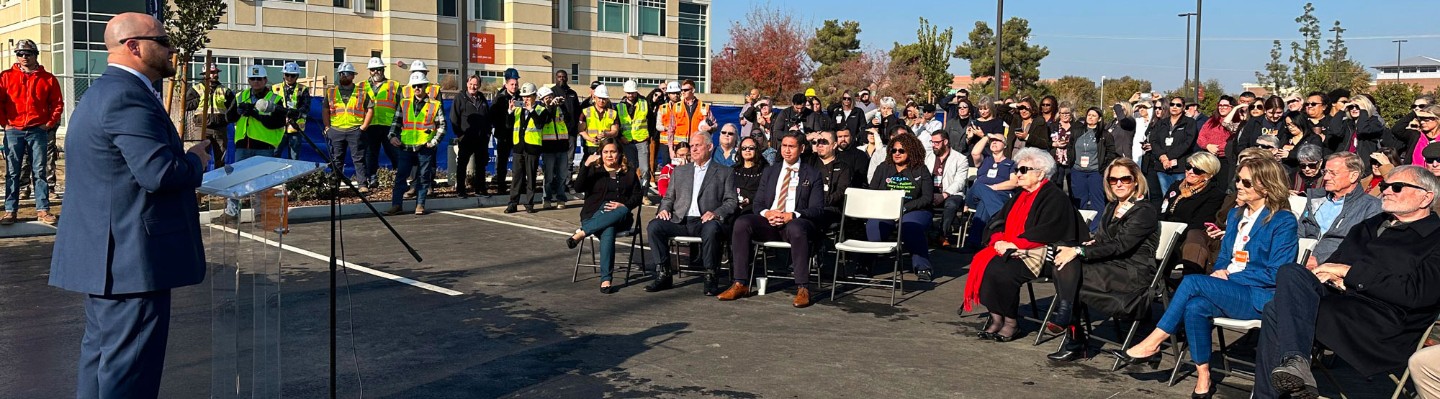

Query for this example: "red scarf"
[963,181,1048,311]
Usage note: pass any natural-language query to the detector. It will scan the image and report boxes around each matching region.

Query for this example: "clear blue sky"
[710,0,1440,93]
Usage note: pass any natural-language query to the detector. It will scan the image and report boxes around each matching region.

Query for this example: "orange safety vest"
[658,100,710,145]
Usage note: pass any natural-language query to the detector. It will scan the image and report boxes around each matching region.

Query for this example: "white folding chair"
[1289,195,1309,218]
[830,188,907,305]
[752,240,826,293]
[1102,221,1187,370]
[1077,209,1099,225]
[1298,238,1318,264]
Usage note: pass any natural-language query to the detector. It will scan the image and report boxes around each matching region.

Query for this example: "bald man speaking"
[49,13,211,398]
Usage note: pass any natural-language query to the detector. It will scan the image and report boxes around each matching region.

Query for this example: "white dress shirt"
[687,160,710,217]
[767,161,801,217]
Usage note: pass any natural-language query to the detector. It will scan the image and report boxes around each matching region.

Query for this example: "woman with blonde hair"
[1158,151,1227,275]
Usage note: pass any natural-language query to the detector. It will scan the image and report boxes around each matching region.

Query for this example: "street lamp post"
[1100,75,1106,111]
[1193,0,1202,102]
[995,0,1004,101]
[1179,12,1196,93]
[1393,40,1408,82]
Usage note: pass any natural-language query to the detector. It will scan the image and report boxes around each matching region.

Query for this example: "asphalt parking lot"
[3,203,1391,398]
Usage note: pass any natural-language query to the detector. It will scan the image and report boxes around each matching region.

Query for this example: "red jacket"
[0,64,64,129]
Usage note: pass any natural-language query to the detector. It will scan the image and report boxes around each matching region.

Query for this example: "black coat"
[808,157,854,224]
[984,181,1087,246]
[450,91,490,147]
[832,106,866,136]
[1077,200,1161,318]
[1159,179,1227,232]
[489,89,519,145]
[575,163,644,222]
[1317,213,1440,376]
[1326,112,1384,160]
[1004,114,1052,156]
[1392,117,1440,166]
[1146,116,1199,174]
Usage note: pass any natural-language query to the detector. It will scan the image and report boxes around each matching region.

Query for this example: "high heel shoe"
[991,331,1020,343]
[976,331,996,340]
[1111,348,1162,368]
[1191,382,1215,399]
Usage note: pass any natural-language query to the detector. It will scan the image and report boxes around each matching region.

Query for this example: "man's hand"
[1211,269,1230,280]
[1305,255,1320,270]
[603,201,622,211]
[390,137,403,147]
[656,210,672,220]
[1313,263,1351,279]
[187,140,212,167]
[701,211,718,223]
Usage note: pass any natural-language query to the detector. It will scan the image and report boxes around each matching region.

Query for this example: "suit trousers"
[1253,263,1330,398]
[730,214,817,286]
[507,152,539,206]
[77,290,172,399]
[647,216,725,275]
[1157,274,1265,365]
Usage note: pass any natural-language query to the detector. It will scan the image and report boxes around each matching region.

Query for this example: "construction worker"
[506,82,549,214]
[185,63,229,167]
[488,68,521,194]
[323,62,374,191]
[0,38,62,225]
[538,85,573,209]
[657,79,715,166]
[274,61,311,160]
[219,65,288,220]
[384,71,445,215]
[617,79,651,188]
[580,84,618,160]
[401,60,443,100]
[361,57,401,190]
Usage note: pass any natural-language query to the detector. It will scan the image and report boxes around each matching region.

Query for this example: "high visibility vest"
[398,98,441,146]
[328,85,365,130]
[658,100,709,144]
[234,89,285,147]
[618,98,650,142]
[192,82,227,112]
[512,106,545,146]
[403,84,442,101]
[542,107,569,142]
[364,79,401,126]
[272,83,308,132]
[583,106,617,147]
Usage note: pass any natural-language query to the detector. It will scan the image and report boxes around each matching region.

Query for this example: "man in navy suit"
[719,134,827,307]
[50,13,210,398]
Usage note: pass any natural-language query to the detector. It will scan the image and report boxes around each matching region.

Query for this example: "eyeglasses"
[1300,162,1321,170]
[1258,144,1277,150]
[929,139,945,145]
[1379,181,1431,194]
[1236,177,1255,189]
[740,146,757,151]
[1059,112,1073,115]
[1016,165,1040,175]
[810,139,831,146]
[1188,166,1209,175]
[1170,102,1184,107]
[14,51,36,58]
[121,35,173,48]
[1107,175,1135,185]
[720,131,736,136]
[1305,102,1323,107]
[1218,103,1233,108]
[889,147,906,155]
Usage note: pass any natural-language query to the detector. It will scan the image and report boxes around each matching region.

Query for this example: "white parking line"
[209,225,464,296]
[437,210,653,251]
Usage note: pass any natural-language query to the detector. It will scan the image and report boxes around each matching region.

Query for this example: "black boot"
[1047,299,1074,334]
[1047,326,1088,361]
[644,270,673,292]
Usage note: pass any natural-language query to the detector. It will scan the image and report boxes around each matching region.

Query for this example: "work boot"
[0,212,15,226]
[504,204,518,214]
[383,205,403,216]
[414,204,427,215]
[35,211,57,225]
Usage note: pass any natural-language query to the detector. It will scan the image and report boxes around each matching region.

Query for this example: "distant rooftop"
[1373,56,1440,69]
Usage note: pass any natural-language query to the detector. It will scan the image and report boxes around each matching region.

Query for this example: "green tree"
[1099,76,1153,119]
[807,20,862,85]
[901,17,954,102]
[952,17,1049,95]
[162,0,227,134]
[1284,3,1371,95]
[1255,40,1292,96]
[885,43,927,100]
[1371,82,1426,124]
[1047,76,1098,110]
[1164,79,1227,115]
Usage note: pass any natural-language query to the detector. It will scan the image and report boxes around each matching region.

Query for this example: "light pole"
[995,0,1004,101]
[1393,40,1408,82]
[1179,12,1196,93]
[1100,75,1106,111]
[1193,0,1202,102]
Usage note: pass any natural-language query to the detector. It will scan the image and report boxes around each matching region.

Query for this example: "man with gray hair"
[1256,165,1440,399]
[646,131,738,295]
[1297,152,1381,266]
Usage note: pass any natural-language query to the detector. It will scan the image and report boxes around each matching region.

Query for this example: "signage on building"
[470,33,495,64]
[1001,72,1011,92]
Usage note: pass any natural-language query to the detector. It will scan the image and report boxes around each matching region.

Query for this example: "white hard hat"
[254,98,276,114]
[336,62,356,75]
[367,57,386,70]
[409,60,428,72]
[592,85,610,99]
[408,71,429,86]
[281,62,302,76]
[246,65,266,79]
[623,80,639,93]
[537,86,554,99]
[665,81,682,93]
[519,82,537,97]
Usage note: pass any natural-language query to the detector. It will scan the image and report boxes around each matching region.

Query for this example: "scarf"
[963,181,1047,311]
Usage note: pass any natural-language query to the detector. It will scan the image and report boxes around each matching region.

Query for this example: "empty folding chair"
[830,188,907,306]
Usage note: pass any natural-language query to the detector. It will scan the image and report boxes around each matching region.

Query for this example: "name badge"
[1165,137,1175,146]
[1079,156,1090,167]
[986,168,998,179]
[1233,250,1250,264]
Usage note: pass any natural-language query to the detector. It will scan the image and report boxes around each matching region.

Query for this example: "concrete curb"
[0,221,57,238]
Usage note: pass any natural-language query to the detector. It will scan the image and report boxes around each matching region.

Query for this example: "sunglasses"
[1300,162,1321,170]
[810,139,830,146]
[1419,117,1440,123]
[1258,144,1276,150]
[1016,106,1030,111]
[1188,166,1209,175]
[1379,181,1431,194]
[1287,99,1300,104]
[1107,175,1135,185]
[1426,157,1440,164]
[681,88,694,92]
[1170,102,1184,107]
[740,146,757,151]
[1305,102,1323,107]
[14,51,36,57]
[1414,104,1429,109]
[957,105,970,110]
[1042,103,1054,107]
[1236,177,1254,189]
[890,147,906,155]
[720,131,736,136]
[1016,165,1040,175]
[121,35,173,48]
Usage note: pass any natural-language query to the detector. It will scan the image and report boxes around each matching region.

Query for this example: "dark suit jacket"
[51,66,207,295]
[659,160,738,222]
[750,162,826,223]
[1146,115,1199,174]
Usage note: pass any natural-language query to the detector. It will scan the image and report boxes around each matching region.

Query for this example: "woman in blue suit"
[1115,156,1299,398]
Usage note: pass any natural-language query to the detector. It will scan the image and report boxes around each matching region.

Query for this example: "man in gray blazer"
[647,132,738,294]
[50,14,210,398]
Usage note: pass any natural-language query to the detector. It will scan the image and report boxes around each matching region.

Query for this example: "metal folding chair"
[830,188,907,306]
[572,207,646,283]
[1105,221,1188,371]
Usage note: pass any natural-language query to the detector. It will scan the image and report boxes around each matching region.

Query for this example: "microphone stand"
[291,121,422,399]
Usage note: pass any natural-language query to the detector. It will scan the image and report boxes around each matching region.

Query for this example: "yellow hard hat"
[805,88,817,98]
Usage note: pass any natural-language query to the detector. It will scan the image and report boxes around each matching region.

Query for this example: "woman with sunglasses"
[1327,95,1385,162]
[732,136,769,216]
[1159,152,1226,276]
[964,147,1086,341]
[1289,144,1326,195]
[1046,157,1158,361]
[1117,156,1298,398]
[1066,107,1115,212]
[1004,97,1052,156]
[1039,95,1060,126]
[1394,105,1440,166]
[712,123,740,167]
[1145,96,1200,208]
[862,131,938,280]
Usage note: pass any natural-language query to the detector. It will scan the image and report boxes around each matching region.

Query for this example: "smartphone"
[1204,222,1220,231]
[1140,93,1153,102]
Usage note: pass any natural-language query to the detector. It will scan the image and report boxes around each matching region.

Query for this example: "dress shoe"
[716,282,748,300]
[644,273,673,292]
[976,331,997,340]
[383,206,403,216]
[1270,355,1320,399]
[457,192,470,199]
[1047,329,1088,361]
[703,275,721,296]
[566,235,581,249]
[1111,348,1162,368]
[991,331,1019,343]
[414,205,426,215]
[1191,382,1215,399]
[504,205,518,214]
[793,287,812,308]
[916,268,934,282]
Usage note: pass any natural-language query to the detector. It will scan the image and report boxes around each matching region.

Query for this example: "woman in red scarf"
[966,147,1086,342]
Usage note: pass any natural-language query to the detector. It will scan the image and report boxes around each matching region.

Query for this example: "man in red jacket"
[1,39,63,225]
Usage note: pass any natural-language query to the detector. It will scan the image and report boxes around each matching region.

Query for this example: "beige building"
[0,0,712,122]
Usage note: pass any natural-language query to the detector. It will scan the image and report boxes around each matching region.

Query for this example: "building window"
[639,0,664,36]
[571,64,580,83]
[437,0,456,17]
[254,58,307,81]
[371,50,382,59]
[599,0,628,33]
[334,48,346,69]
[678,2,708,92]
[333,0,347,7]
[477,0,503,21]
[189,55,242,87]
[365,0,377,10]
[598,76,665,88]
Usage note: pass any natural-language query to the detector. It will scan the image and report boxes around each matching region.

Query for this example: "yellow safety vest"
[234,89,285,147]
[583,106,617,147]
[328,85,365,130]
[192,82,228,111]
[272,83,308,133]
[618,98,649,142]
[398,98,441,146]
[542,107,569,142]
[512,106,545,146]
[403,84,442,101]
[364,79,401,126]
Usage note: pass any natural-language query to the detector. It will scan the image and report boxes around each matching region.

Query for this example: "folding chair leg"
[1168,343,1188,387]
[890,250,901,306]
[1034,295,1061,346]
[1392,369,1414,399]
[1026,282,1039,319]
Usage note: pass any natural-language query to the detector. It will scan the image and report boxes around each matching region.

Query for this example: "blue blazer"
[750,162,826,222]
[50,66,207,295]
[1214,206,1299,309]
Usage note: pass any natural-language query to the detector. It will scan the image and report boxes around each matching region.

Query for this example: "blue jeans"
[581,205,633,282]
[865,210,934,271]
[362,125,398,188]
[391,145,437,208]
[622,141,651,188]
[965,184,1012,248]
[4,127,50,212]
[1157,172,1184,196]
[540,150,569,202]
[1070,169,1106,213]
[1156,274,1266,365]
[276,132,303,160]
[224,148,273,216]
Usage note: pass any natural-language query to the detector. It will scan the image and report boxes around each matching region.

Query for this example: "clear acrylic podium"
[200,156,323,398]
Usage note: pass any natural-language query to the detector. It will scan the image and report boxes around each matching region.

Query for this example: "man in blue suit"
[50,13,210,398]
[719,134,828,307]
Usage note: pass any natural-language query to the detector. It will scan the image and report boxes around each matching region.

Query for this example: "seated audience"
[1158,151,1227,275]
[964,148,1086,342]
[646,133,738,295]
[565,140,645,294]
[721,134,828,308]
[1117,157,1299,398]
[964,136,1019,248]
[1296,152,1382,266]
[1409,346,1440,399]
[1255,166,1440,399]
[806,130,854,225]
[1289,144,1326,195]
[732,136,769,216]
[928,130,969,246]
[861,132,937,280]
[655,143,690,199]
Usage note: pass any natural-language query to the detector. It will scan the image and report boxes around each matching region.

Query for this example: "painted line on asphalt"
[209,225,464,296]
[436,210,653,251]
